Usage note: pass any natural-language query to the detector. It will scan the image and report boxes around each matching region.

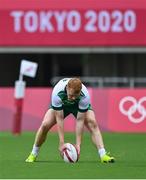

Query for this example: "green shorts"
[50,104,92,118]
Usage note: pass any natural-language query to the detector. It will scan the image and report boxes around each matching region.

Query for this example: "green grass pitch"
[0,132,146,179]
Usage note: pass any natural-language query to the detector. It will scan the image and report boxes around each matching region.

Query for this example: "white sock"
[98,148,106,158]
[32,145,40,156]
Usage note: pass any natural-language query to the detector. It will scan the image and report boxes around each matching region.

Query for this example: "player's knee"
[41,121,49,132]
[91,122,98,130]
[87,118,98,130]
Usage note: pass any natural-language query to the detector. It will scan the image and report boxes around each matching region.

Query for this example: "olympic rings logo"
[119,96,146,123]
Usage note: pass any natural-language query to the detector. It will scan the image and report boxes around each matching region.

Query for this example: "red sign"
[0,0,146,46]
[1,87,146,132]
[108,89,146,132]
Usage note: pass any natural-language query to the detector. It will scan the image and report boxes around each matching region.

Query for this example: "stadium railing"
[51,76,146,88]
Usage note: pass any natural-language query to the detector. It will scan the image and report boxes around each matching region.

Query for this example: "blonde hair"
[67,78,82,94]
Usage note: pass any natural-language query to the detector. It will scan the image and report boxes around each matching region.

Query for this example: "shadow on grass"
[36,160,63,163]
[36,160,100,164]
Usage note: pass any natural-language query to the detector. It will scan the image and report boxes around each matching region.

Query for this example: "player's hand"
[59,143,66,158]
[75,144,80,156]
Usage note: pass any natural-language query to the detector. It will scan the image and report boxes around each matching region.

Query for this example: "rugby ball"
[62,143,79,163]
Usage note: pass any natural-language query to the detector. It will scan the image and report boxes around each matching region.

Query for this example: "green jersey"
[51,78,91,117]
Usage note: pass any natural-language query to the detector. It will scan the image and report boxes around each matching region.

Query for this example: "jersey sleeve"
[51,94,63,110]
[78,95,90,112]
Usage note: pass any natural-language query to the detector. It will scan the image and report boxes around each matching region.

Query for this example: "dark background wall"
[0,53,146,87]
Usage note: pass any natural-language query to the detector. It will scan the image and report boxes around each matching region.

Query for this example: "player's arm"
[76,90,90,154]
[51,92,65,152]
[55,110,65,151]
[76,112,85,154]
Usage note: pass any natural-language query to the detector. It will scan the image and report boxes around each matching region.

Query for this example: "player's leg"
[26,108,56,162]
[34,109,56,146]
[84,110,104,149]
[84,110,115,163]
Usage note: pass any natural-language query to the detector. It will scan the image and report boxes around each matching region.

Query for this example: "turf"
[0,132,146,179]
